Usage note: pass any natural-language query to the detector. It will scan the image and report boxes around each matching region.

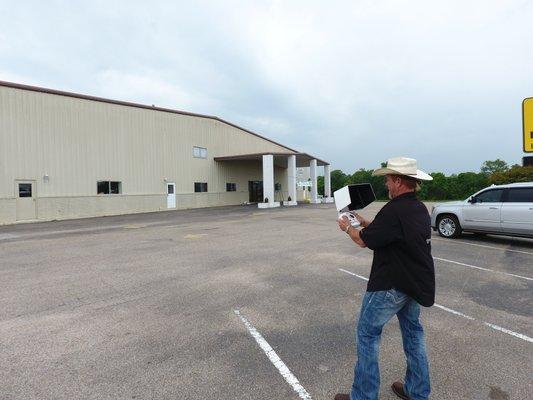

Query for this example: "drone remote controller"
[338,212,361,228]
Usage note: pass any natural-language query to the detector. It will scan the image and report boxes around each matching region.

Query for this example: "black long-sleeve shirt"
[359,192,435,307]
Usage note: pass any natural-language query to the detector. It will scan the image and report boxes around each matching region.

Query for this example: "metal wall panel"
[0,86,293,198]
[0,86,298,223]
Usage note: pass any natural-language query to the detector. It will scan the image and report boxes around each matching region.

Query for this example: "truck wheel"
[437,215,462,238]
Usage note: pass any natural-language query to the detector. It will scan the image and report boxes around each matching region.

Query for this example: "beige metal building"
[0,81,333,225]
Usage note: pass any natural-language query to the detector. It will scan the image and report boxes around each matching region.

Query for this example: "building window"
[193,146,207,159]
[97,181,122,195]
[18,183,32,198]
[226,183,237,192]
[194,182,208,192]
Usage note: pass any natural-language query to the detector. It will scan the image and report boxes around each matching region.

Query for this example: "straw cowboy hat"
[372,157,433,181]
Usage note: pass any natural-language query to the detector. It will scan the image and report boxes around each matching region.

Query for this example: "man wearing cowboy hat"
[335,157,435,400]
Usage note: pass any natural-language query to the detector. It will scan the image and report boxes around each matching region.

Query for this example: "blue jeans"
[350,289,431,400]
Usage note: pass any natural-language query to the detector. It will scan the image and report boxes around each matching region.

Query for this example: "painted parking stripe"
[433,257,533,281]
[233,310,312,400]
[432,304,474,320]
[338,269,533,344]
[482,322,533,342]
[0,233,19,240]
[339,268,369,281]
[432,237,533,256]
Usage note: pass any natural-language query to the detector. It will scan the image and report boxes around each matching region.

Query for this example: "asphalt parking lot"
[1,203,532,400]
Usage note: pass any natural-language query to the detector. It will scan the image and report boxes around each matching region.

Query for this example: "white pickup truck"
[430,182,533,238]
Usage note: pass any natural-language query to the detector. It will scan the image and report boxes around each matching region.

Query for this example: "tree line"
[317,159,533,200]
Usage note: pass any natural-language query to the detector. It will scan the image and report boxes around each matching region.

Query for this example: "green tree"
[347,168,387,199]
[490,166,533,185]
[481,159,509,175]
[415,171,488,200]
[418,173,450,200]
[326,161,512,201]
[454,172,490,199]
[317,170,348,196]
[317,176,324,195]
[330,169,348,194]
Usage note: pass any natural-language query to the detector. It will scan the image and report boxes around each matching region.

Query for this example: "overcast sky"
[1,1,531,174]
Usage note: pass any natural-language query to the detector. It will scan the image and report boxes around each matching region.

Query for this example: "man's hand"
[338,215,350,232]
[337,216,366,248]
[354,213,371,228]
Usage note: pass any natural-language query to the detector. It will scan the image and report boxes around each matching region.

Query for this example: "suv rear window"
[506,188,533,202]
[475,189,504,203]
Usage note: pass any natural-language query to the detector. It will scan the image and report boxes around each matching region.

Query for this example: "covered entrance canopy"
[214,152,332,208]
[214,152,329,167]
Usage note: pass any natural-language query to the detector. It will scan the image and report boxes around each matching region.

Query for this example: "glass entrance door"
[248,181,263,203]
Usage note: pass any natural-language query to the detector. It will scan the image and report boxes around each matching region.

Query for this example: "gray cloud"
[1,0,531,174]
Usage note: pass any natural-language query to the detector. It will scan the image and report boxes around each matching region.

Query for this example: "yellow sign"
[524,98,533,152]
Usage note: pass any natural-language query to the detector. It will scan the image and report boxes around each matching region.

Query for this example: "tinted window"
[194,182,208,192]
[97,181,121,194]
[167,185,174,194]
[475,189,503,203]
[18,183,32,198]
[110,181,121,194]
[97,181,109,194]
[226,183,236,192]
[506,188,533,202]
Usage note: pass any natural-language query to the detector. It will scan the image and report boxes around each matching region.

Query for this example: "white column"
[323,164,334,203]
[284,155,297,206]
[310,159,320,204]
[258,154,280,208]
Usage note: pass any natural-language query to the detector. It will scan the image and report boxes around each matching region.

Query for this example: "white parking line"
[433,257,533,281]
[233,310,312,400]
[0,233,19,240]
[338,269,533,344]
[433,304,474,320]
[339,268,368,281]
[483,322,533,342]
[432,237,533,256]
